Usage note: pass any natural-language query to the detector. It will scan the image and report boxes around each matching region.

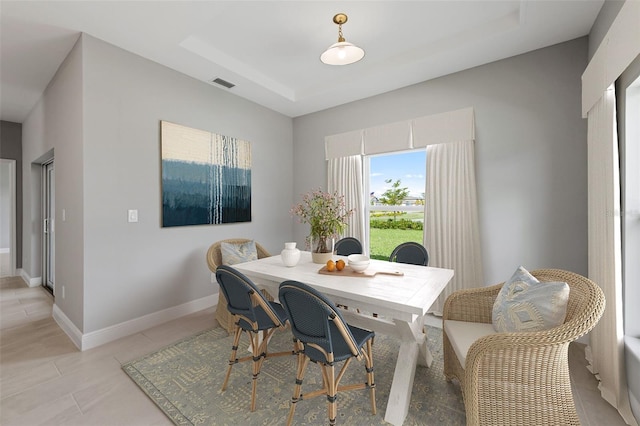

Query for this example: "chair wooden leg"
[327,360,337,426]
[222,324,243,392]
[365,339,377,415]
[249,330,267,412]
[286,353,310,426]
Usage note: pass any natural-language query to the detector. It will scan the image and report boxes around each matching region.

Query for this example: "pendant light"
[320,13,365,65]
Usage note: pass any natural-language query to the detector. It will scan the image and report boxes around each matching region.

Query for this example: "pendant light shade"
[321,13,365,65]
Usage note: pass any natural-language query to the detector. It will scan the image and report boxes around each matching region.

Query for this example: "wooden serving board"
[318,265,404,277]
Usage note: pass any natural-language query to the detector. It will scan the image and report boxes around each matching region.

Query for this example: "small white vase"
[281,242,301,267]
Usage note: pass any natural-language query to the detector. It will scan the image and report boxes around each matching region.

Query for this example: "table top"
[233,251,454,321]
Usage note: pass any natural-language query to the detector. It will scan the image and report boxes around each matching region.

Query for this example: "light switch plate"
[128,209,138,223]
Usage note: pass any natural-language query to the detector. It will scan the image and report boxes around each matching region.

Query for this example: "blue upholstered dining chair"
[334,237,363,256]
[278,280,376,426]
[389,241,429,266]
[215,265,296,412]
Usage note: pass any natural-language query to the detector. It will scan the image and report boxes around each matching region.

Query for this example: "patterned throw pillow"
[221,241,258,265]
[492,266,570,332]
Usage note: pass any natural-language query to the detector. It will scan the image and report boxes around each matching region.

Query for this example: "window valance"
[581,0,639,117]
[325,107,475,159]
[363,120,412,155]
[412,107,475,148]
[325,129,363,159]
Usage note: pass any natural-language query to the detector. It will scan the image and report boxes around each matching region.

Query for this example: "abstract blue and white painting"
[161,121,251,227]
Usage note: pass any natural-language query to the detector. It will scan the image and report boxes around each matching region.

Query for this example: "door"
[43,160,55,294]
[0,159,16,277]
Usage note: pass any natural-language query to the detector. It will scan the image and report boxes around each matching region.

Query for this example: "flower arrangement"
[290,189,354,254]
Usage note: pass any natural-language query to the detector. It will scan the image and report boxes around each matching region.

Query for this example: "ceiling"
[0,1,604,123]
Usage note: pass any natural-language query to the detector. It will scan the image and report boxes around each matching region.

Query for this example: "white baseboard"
[53,293,218,351]
[18,269,42,287]
[52,305,83,349]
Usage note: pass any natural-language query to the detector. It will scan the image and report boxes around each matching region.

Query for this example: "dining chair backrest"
[279,280,361,362]
[389,242,429,266]
[215,265,293,413]
[334,237,363,256]
[216,265,285,329]
[279,281,377,424]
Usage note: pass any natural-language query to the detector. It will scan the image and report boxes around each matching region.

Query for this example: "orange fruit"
[336,259,346,271]
[326,260,336,272]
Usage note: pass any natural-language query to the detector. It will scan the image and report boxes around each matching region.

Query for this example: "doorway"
[42,160,55,294]
[0,159,16,277]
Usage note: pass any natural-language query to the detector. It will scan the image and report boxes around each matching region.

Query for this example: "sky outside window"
[370,150,426,199]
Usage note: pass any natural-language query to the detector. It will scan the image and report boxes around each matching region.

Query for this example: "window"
[623,75,639,335]
[620,64,640,423]
[366,150,426,260]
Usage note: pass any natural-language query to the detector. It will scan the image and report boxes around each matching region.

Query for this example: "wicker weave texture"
[442,269,606,426]
[206,239,272,334]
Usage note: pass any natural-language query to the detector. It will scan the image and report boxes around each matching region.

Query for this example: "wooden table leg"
[384,339,419,426]
[383,316,428,426]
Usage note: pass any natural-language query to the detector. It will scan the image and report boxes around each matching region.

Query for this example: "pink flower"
[291,189,354,242]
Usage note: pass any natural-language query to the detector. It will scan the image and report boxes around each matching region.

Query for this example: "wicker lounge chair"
[442,269,606,426]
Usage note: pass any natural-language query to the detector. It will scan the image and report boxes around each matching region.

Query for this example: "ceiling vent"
[210,78,235,89]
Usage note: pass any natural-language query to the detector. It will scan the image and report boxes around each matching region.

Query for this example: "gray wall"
[22,37,84,327]
[21,34,294,333]
[0,121,22,267]
[588,0,626,60]
[293,37,589,285]
[80,35,293,333]
[18,33,592,331]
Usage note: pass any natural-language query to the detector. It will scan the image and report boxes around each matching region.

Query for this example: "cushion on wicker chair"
[221,240,258,265]
[492,266,570,332]
[444,320,496,366]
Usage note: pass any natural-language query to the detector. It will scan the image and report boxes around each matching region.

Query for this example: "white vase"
[281,242,301,267]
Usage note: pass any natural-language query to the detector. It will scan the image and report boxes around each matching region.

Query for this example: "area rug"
[122,325,465,425]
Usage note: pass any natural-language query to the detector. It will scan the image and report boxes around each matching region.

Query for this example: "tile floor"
[0,276,630,425]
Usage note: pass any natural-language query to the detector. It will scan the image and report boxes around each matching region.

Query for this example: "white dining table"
[233,251,454,426]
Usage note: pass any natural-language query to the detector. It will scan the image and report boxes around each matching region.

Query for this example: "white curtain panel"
[425,140,484,315]
[328,156,367,252]
[586,88,638,426]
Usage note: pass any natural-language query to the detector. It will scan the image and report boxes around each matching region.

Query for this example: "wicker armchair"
[443,269,606,426]
[206,239,272,334]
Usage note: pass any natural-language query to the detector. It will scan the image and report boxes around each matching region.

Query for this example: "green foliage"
[291,189,353,239]
[370,218,423,230]
[379,179,410,206]
[369,228,423,260]
[378,179,410,221]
